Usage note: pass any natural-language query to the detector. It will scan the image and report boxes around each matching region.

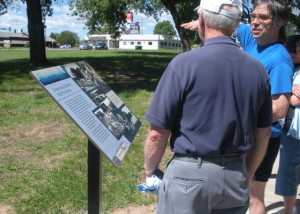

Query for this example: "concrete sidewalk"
[263,154,300,214]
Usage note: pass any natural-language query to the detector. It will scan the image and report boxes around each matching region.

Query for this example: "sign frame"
[30,61,142,167]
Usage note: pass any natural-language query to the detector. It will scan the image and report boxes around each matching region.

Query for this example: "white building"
[84,34,182,50]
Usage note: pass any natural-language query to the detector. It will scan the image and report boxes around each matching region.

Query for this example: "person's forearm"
[144,124,170,177]
[272,93,291,120]
[246,127,271,178]
[180,20,199,31]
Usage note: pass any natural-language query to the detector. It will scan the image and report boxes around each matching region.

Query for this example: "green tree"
[70,0,300,51]
[0,0,61,66]
[69,0,199,51]
[49,32,59,40]
[280,0,300,33]
[0,0,11,15]
[70,0,128,39]
[25,0,49,65]
[93,24,111,34]
[56,31,79,47]
[153,20,176,39]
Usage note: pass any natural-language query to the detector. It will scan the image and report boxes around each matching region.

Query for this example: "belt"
[173,153,243,164]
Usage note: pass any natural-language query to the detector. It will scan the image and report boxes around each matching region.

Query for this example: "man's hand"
[181,21,199,31]
[145,168,164,178]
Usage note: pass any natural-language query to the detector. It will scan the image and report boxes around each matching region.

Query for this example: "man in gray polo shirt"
[143,0,272,213]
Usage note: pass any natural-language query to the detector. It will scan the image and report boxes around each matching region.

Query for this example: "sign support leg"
[88,139,102,214]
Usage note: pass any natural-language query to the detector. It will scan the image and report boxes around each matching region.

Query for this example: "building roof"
[0,32,56,42]
[85,34,181,42]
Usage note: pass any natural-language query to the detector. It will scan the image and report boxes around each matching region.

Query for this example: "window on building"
[137,42,141,45]
[149,42,152,45]
[160,42,164,46]
[164,42,167,46]
[123,42,127,45]
[130,42,134,45]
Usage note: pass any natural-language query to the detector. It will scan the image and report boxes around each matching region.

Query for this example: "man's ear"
[199,11,205,28]
[198,10,205,40]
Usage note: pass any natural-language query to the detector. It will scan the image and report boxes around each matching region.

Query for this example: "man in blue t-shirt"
[236,23,293,214]
[236,1,293,214]
[143,0,273,213]
[181,1,293,213]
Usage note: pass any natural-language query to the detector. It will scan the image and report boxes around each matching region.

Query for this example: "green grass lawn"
[0,49,181,213]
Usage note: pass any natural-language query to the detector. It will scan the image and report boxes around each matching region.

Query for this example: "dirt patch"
[2,121,69,146]
[23,121,70,143]
[41,152,73,169]
[0,121,71,168]
[108,204,156,214]
[0,203,15,214]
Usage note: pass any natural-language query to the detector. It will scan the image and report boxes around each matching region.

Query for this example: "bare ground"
[0,203,15,214]
[0,204,156,214]
[0,121,158,214]
[108,204,156,214]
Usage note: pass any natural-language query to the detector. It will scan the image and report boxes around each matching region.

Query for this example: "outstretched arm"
[180,20,199,31]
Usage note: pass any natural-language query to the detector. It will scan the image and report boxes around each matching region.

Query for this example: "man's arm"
[144,124,171,178]
[181,21,199,31]
[272,93,291,120]
[246,127,271,178]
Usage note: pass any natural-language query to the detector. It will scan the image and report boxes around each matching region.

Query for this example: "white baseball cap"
[196,0,243,18]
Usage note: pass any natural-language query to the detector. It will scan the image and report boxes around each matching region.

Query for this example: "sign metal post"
[88,139,102,214]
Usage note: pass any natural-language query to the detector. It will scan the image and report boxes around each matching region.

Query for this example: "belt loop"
[197,157,202,168]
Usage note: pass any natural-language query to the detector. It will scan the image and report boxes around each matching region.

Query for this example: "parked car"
[60,44,72,48]
[95,43,108,50]
[79,43,93,50]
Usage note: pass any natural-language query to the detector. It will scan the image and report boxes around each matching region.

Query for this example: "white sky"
[0,1,175,40]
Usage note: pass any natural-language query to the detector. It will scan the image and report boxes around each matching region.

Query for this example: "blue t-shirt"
[236,24,293,138]
[145,36,272,156]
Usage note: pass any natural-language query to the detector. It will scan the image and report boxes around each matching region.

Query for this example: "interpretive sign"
[30,61,141,167]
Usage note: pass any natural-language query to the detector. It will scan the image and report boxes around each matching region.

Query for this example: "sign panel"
[125,22,140,35]
[30,61,142,167]
[125,12,133,22]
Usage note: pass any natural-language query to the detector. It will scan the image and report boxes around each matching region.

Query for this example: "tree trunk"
[161,0,191,52]
[26,0,47,66]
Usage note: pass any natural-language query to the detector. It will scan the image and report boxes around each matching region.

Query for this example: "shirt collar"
[204,36,236,46]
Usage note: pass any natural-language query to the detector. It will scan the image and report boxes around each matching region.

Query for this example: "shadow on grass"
[0,50,179,93]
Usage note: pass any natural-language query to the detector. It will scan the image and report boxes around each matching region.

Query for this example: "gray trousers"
[156,158,249,214]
